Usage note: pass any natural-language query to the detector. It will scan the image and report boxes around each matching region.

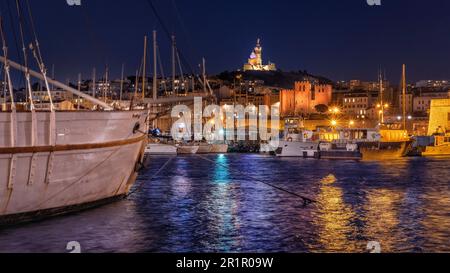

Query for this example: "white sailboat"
[177,144,200,155]
[210,144,229,154]
[0,10,149,225]
[145,143,178,155]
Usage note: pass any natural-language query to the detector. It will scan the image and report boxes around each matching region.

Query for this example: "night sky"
[2,0,450,84]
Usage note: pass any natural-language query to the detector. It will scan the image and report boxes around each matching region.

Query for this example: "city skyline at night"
[1,0,450,84]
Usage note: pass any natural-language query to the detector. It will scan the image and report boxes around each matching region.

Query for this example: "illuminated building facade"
[428,99,450,135]
[280,81,332,116]
[243,39,276,72]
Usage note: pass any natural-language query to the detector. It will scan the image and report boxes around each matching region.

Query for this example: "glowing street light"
[331,120,338,126]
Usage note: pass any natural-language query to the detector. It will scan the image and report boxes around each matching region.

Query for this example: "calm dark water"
[0,154,449,253]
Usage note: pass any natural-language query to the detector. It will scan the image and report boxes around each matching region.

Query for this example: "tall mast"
[202,57,207,94]
[0,17,15,111]
[153,30,158,101]
[78,73,81,92]
[51,64,55,91]
[104,65,109,102]
[402,64,407,130]
[142,35,148,100]
[77,73,81,110]
[120,63,124,104]
[92,67,96,98]
[379,71,384,124]
[135,69,139,99]
[172,35,176,95]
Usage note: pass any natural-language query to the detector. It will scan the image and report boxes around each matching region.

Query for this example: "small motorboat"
[211,144,229,154]
[145,143,178,155]
[177,145,200,155]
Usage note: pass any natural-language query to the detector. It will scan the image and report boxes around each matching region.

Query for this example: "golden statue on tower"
[243,39,276,72]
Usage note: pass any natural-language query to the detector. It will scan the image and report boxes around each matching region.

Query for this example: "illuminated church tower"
[243,39,276,72]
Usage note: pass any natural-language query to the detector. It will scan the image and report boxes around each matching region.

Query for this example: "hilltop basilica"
[243,39,277,72]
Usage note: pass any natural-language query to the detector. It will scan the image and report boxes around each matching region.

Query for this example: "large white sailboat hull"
[0,110,148,224]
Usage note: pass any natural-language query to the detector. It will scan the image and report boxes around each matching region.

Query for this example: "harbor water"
[0,154,449,253]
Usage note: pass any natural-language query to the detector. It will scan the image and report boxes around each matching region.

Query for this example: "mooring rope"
[127,153,318,207]
[127,155,175,197]
[195,154,318,207]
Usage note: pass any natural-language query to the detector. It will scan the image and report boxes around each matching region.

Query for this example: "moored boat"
[211,144,229,154]
[277,140,319,158]
[177,145,200,155]
[145,143,178,155]
[0,9,149,225]
[196,143,213,154]
[0,95,148,226]
[319,142,362,160]
[259,142,273,154]
[422,134,450,156]
[276,119,319,158]
[358,128,411,160]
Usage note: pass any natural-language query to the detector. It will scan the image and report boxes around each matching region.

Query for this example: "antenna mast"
[92,67,96,98]
[172,34,176,95]
[142,35,148,100]
[379,71,384,124]
[153,31,158,100]
[120,63,124,104]
[402,64,407,130]
[203,57,206,94]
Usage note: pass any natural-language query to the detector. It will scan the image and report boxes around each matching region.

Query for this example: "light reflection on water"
[0,154,449,253]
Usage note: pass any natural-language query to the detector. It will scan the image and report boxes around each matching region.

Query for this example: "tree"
[315,104,329,114]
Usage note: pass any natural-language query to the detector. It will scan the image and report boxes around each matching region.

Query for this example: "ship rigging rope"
[24,0,44,65]
[195,154,318,207]
[145,0,204,87]
[2,0,26,89]
[157,44,168,94]
[14,0,34,106]
[170,0,198,68]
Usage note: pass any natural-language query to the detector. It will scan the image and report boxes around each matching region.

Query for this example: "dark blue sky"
[3,0,450,83]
